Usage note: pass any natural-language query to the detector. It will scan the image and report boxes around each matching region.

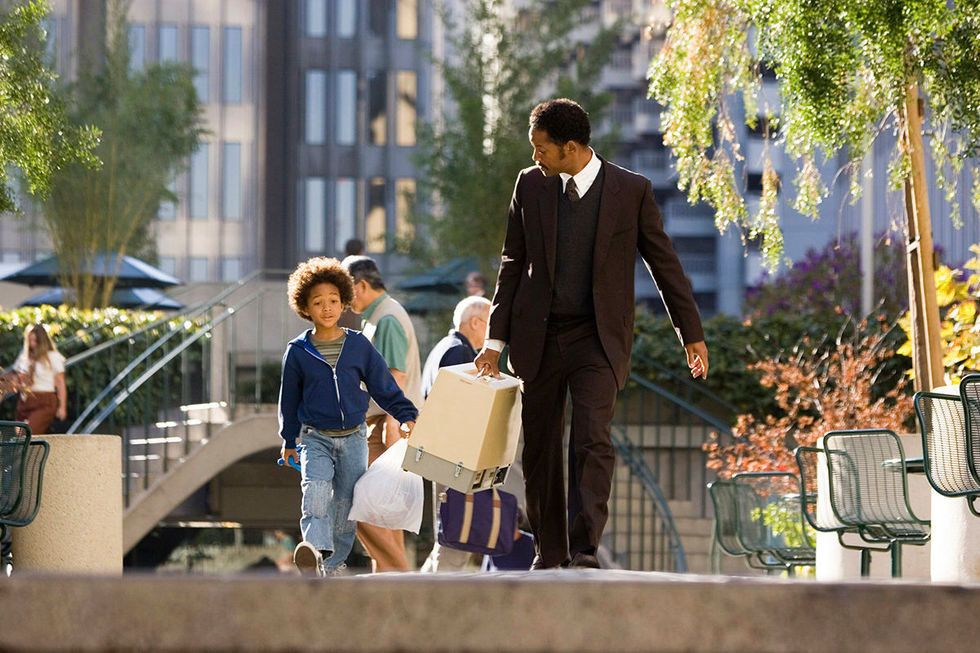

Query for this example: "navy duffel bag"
[438,487,518,556]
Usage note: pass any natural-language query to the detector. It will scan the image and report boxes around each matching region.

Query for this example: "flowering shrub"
[705,320,912,478]
[744,232,909,320]
[899,244,980,383]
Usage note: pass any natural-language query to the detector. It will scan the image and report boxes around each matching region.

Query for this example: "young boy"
[279,257,419,576]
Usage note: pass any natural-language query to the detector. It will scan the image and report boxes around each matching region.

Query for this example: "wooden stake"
[902,81,945,391]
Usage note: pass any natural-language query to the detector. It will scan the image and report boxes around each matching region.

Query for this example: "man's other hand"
[685,341,709,380]
[475,348,501,378]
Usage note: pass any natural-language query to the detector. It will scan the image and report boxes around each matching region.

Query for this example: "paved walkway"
[2,570,980,652]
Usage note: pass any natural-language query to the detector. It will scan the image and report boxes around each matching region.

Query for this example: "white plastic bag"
[349,437,424,533]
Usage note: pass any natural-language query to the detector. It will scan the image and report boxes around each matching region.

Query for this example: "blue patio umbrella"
[0,253,181,288]
[19,286,184,310]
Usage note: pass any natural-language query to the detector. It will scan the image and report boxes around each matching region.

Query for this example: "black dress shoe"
[568,552,600,569]
[530,555,566,570]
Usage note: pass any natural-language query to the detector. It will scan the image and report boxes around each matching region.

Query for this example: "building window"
[334,178,356,254]
[305,70,327,144]
[221,257,242,281]
[396,0,418,39]
[336,70,357,145]
[158,176,177,220]
[305,0,327,37]
[222,142,242,220]
[191,26,210,103]
[159,25,179,62]
[395,178,415,240]
[612,47,631,70]
[158,256,177,276]
[128,24,146,72]
[366,178,386,252]
[369,0,388,36]
[395,71,416,146]
[304,177,327,252]
[189,143,209,219]
[189,257,209,282]
[337,0,357,37]
[367,72,387,145]
[222,27,242,104]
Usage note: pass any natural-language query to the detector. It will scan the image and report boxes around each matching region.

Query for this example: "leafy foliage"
[0,0,99,213]
[41,0,206,308]
[704,320,912,478]
[404,0,618,276]
[743,232,909,320]
[898,244,980,383]
[648,0,980,269]
[0,304,203,428]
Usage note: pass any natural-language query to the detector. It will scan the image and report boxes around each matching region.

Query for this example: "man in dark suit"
[475,98,708,570]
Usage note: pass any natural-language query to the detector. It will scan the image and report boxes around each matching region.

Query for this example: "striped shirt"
[308,332,358,437]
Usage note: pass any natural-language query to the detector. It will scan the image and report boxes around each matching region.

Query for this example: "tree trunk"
[902,81,944,392]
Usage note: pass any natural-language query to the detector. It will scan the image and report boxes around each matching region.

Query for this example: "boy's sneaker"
[323,562,349,577]
[293,541,324,577]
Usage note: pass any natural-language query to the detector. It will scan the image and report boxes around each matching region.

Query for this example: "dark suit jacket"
[488,158,704,389]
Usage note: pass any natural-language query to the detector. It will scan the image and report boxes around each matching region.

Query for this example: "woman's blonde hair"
[22,323,58,366]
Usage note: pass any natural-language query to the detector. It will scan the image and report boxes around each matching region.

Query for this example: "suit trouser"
[355,414,411,572]
[521,318,618,567]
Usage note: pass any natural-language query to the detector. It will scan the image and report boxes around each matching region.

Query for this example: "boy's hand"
[400,421,416,438]
[281,445,299,466]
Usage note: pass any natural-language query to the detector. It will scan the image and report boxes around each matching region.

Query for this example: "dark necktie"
[565,177,580,203]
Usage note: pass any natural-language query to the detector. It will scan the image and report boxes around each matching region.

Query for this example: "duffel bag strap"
[459,493,475,544]
[486,489,502,550]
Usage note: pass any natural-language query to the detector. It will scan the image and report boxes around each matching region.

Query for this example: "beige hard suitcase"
[402,363,522,493]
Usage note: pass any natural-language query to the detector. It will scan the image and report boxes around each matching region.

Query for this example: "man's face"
[529,128,568,177]
[350,279,371,313]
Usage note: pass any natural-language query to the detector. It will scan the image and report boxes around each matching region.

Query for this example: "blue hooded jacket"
[278,328,419,448]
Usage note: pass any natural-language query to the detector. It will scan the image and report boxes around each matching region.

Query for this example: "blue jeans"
[299,424,368,570]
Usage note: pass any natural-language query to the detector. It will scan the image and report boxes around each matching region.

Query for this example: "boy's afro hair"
[287,257,355,321]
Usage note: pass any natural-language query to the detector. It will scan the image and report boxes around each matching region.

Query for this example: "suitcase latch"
[454,462,463,478]
[414,446,424,462]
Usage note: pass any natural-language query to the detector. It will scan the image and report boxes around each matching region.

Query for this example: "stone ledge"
[2,571,980,652]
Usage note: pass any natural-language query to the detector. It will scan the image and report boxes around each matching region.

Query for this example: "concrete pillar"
[814,433,931,580]
[12,434,122,574]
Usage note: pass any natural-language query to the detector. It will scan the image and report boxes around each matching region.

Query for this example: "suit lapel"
[592,158,621,275]
[539,175,559,284]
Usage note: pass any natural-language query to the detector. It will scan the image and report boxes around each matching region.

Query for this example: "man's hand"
[281,445,299,467]
[400,421,416,438]
[685,341,709,380]
[474,348,501,378]
[56,405,67,421]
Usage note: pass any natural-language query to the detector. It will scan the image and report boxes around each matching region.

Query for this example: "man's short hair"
[453,296,491,330]
[341,255,386,291]
[287,257,355,321]
[343,238,365,257]
[529,98,591,146]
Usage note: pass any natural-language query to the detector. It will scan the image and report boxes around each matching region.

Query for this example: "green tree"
[648,0,980,391]
[0,0,99,213]
[43,0,206,309]
[404,0,618,275]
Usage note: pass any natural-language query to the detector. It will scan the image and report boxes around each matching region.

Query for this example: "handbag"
[438,487,518,556]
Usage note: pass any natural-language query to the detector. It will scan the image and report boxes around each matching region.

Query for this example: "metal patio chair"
[707,479,785,572]
[794,445,890,576]
[822,429,930,577]
[914,387,980,517]
[1,421,50,575]
[730,471,816,575]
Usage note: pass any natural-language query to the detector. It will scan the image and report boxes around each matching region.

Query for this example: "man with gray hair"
[421,296,491,397]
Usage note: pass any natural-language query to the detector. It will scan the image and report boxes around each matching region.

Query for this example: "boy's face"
[306,282,344,331]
